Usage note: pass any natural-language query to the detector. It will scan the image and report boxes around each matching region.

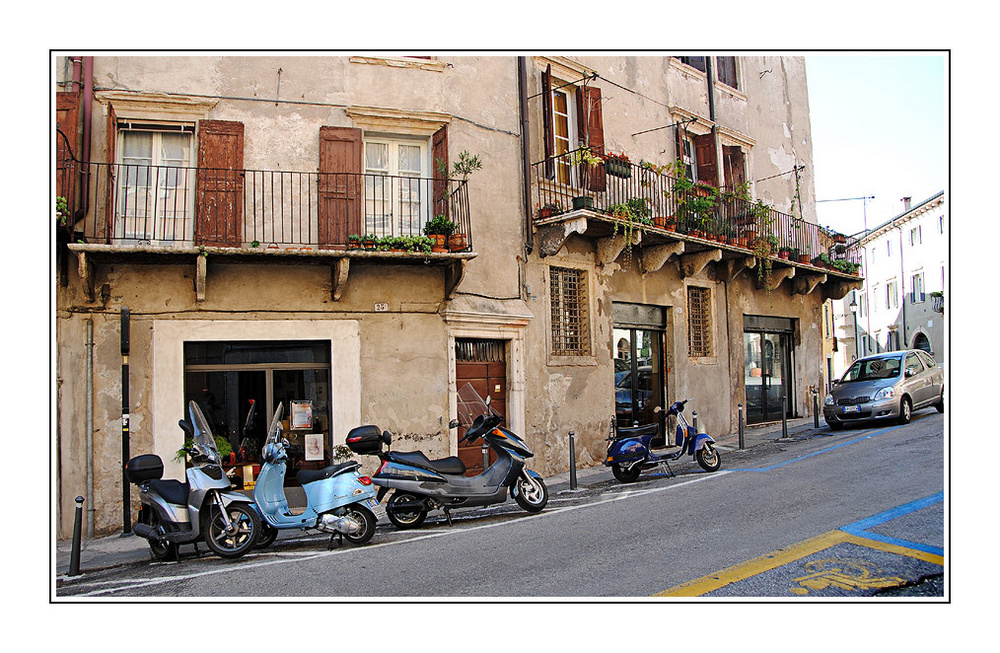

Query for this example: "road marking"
[655,492,943,597]
[727,425,903,472]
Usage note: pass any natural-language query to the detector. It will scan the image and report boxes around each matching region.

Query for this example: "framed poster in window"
[290,400,313,430]
[304,433,324,461]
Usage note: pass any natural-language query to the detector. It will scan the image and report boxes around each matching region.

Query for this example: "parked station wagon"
[824,349,944,429]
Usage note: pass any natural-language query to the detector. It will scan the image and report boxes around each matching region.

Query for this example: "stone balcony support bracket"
[680,248,722,278]
[597,231,642,268]
[640,242,685,274]
[717,255,756,283]
[763,266,796,290]
[331,257,350,301]
[196,254,208,302]
[791,271,826,296]
[536,217,589,258]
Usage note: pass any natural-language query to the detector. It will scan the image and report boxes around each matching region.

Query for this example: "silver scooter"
[125,400,261,561]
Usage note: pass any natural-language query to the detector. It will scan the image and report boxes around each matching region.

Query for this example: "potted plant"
[362,234,377,250]
[435,150,481,251]
[423,214,457,252]
[348,234,363,250]
[537,201,562,219]
[603,151,632,178]
[778,245,793,260]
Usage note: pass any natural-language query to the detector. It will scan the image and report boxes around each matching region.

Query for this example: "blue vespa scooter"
[251,403,379,549]
[605,399,721,482]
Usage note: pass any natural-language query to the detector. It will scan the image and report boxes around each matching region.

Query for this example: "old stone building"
[54,54,861,538]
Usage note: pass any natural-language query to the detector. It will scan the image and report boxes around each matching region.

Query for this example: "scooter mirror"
[486,395,492,406]
[448,419,461,429]
[653,406,663,414]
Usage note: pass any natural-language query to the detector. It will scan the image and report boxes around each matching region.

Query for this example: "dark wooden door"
[455,339,506,476]
[197,120,244,247]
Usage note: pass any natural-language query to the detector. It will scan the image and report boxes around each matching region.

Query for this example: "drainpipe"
[518,57,534,254]
[80,57,94,216]
[86,318,95,537]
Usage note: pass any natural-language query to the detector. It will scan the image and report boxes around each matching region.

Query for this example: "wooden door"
[197,120,244,247]
[455,339,506,476]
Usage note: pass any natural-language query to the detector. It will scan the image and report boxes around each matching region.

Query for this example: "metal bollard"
[781,388,788,439]
[692,411,699,434]
[482,442,489,472]
[738,403,745,450]
[69,496,85,577]
[568,431,577,490]
[813,390,820,429]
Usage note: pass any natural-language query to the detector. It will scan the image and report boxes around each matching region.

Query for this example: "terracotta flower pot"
[448,233,467,251]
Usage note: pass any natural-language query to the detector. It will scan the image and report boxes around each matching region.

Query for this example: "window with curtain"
[364,136,428,237]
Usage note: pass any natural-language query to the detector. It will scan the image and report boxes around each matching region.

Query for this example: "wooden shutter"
[105,103,118,242]
[693,132,718,188]
[56,92,80,216]
[541,64,554,180]
[318,126,363,248]
[432,124,449,218]
[723,146,746,191]
[577,85,606,192]
[196,120,244,247]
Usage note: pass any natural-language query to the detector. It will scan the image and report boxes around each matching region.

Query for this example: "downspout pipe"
[86,318,94,537]
[81,57,94,217]
[518,57,534,254]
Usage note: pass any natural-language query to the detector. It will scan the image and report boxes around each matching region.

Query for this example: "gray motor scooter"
[125,400,261,561]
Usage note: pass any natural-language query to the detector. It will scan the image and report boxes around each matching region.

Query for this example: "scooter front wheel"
[512,473,548,513]
[204,503,260,559]
[611,462,642,483]
[386,492,428,530]
[696,443,721,472]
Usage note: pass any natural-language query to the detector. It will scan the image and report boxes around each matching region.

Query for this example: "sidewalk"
[55,414,826,578]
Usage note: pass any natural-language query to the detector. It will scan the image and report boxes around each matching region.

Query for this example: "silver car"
[824,349,944,429]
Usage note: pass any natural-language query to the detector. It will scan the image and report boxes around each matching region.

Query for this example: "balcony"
[56,145,474,302]
[531,149,863,298]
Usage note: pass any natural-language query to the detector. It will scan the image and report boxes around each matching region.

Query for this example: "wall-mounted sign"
[290,400,313,430]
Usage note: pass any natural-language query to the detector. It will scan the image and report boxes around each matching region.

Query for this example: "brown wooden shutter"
[56,92,80,214]
[432,124,449,218]
[577,85,606,192]
[318,126,363,248]
[196,120,244,247]
[105,103,118,242]
[541,64,554,180]
[693,132,718,188]
[723,145,746,191]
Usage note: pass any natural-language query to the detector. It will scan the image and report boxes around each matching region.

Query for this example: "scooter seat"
[296,460,360,485]
[391,451,466,476]
[148,478,189,506]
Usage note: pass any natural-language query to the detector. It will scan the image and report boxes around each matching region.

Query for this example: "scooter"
[251,403,379,549]
[604,399,721,483]
[125,400,261,561]
[346,383,548,529]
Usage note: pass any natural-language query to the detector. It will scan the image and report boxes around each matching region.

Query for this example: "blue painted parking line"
[840,491,944,557]
[728,425,903,472]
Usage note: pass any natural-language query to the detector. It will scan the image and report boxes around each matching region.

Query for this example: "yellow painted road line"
[841,532,944,566]
[654,531,848,597]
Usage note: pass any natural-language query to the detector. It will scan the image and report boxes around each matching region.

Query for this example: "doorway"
[455,339,506,476]
[743,320,794,425]
[613,303,667,446]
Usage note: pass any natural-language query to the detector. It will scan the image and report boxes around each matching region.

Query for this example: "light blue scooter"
[251,404,379,549]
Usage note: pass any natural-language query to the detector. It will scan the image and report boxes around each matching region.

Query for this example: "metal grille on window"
[687,286,712,358]
[455,339,506,363]
[550,267,590,356]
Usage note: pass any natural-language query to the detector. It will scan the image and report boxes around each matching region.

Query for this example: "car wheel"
[897,396,913,425]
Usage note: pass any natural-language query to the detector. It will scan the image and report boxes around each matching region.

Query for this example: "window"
[887,240,893,257]
[550,86,576,185]
[115,121,195,244]
[918,350,937,369]
[676,56,707,73]
[687,286,713,358]
[364,136,429,236]
[904,352,924,376]
[910,272,925,303]
[716,56,738,89]
[910,226,922,246]
[886,280,899,309]
[939,215,945,234]
[550,267,590,356]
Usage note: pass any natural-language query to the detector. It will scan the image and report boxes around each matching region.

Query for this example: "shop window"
[550,266,591,356]
[183,340,332,487]
[687,286,713,358]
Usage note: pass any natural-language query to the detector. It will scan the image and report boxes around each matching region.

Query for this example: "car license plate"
[842,405,860,413]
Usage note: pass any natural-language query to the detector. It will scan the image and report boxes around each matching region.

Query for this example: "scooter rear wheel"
[342,504,377,545]
[255,522,279,549]
[386,492,428,530]
[611,462,642,483]
[146,512,178,562]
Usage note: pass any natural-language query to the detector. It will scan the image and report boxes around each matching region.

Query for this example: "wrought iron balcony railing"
[531,148,861,274]
[56,151,472,252]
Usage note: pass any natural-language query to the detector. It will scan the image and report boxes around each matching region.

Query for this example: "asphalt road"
[56,411,945,600]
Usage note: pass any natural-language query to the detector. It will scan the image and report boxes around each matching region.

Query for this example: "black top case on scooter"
[346,425,388,455]
[125,454,164,483]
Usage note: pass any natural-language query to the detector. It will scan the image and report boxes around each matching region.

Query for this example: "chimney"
[901,197,912,211]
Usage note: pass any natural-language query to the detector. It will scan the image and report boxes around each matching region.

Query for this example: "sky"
[805,53,947,237]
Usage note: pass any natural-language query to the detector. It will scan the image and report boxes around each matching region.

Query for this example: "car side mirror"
[905,369,915,377]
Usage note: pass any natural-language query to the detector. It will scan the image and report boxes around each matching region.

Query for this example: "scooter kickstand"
[327,533,343,550]
[443,507,454,527]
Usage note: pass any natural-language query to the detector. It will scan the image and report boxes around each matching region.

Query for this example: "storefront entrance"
[743,316,795,425]
[613,303,667,446]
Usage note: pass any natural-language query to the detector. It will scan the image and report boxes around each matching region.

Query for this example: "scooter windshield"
[264,404,285,445]
[456,382,495,429]
[188,400,221,465]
